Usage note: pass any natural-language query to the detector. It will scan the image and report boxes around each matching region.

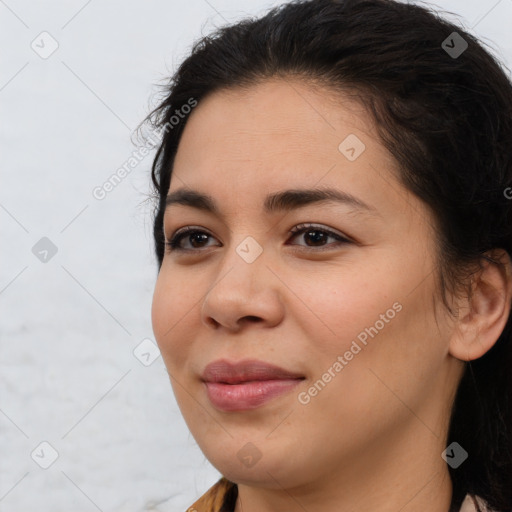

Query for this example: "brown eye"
[165,227,218,252]
[164,223,351,254]
[287,223,351,250]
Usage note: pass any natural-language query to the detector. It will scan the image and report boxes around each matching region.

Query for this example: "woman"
[145,0,512,510]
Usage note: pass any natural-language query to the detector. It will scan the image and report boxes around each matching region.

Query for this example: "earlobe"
[449,249,512,362]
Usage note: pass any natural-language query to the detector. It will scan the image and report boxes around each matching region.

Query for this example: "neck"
[234,467,452,512]
[233,419,454,512]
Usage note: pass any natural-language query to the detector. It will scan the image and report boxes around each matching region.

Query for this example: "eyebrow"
[164,187,380,218]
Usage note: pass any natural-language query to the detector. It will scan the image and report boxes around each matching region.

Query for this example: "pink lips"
[201,359,305,412]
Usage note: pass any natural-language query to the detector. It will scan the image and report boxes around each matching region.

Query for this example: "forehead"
[175,79,377,167]
[168,79,409,221]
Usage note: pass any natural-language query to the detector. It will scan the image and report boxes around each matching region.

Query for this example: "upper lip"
[201,359,305,384]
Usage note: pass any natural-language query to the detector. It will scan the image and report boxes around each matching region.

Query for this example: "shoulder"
[186,477,237,512]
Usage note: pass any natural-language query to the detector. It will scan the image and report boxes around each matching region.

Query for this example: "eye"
[286,223,351,251]
[165,226,218,252]
[164,223,352,253]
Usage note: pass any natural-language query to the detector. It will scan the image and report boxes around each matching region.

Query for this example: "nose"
[200,242,285,332]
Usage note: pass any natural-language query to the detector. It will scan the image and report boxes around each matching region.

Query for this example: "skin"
[151,78,512,512]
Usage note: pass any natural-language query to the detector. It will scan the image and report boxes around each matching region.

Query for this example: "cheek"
[290,264,440,404]
[151,271,198,370]
[284,263,398,357]
[296,305,432,447]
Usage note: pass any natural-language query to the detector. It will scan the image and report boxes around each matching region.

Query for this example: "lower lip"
[205,379,303,412]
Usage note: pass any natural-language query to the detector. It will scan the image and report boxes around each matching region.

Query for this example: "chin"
[204,442,307,490]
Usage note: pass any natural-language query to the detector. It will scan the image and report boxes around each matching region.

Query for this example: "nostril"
[243,315,262,322]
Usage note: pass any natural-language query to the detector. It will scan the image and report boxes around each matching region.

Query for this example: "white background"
[1,0,511,510]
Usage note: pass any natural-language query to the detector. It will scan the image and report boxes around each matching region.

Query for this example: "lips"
[201,359,305,412]
[201,359,304,384]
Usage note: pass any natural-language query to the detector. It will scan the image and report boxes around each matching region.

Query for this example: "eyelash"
[164,223,352,253]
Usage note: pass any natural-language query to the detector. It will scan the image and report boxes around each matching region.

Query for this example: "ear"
[449,249,512,362]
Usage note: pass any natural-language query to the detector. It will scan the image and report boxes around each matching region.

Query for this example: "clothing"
[186,477,236,512]
[459,494,490,512]
[186,477,491,512]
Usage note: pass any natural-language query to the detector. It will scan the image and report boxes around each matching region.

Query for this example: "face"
[151,79,463,491]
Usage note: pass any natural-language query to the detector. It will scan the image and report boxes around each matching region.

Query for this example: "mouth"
[201,359,305,412]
